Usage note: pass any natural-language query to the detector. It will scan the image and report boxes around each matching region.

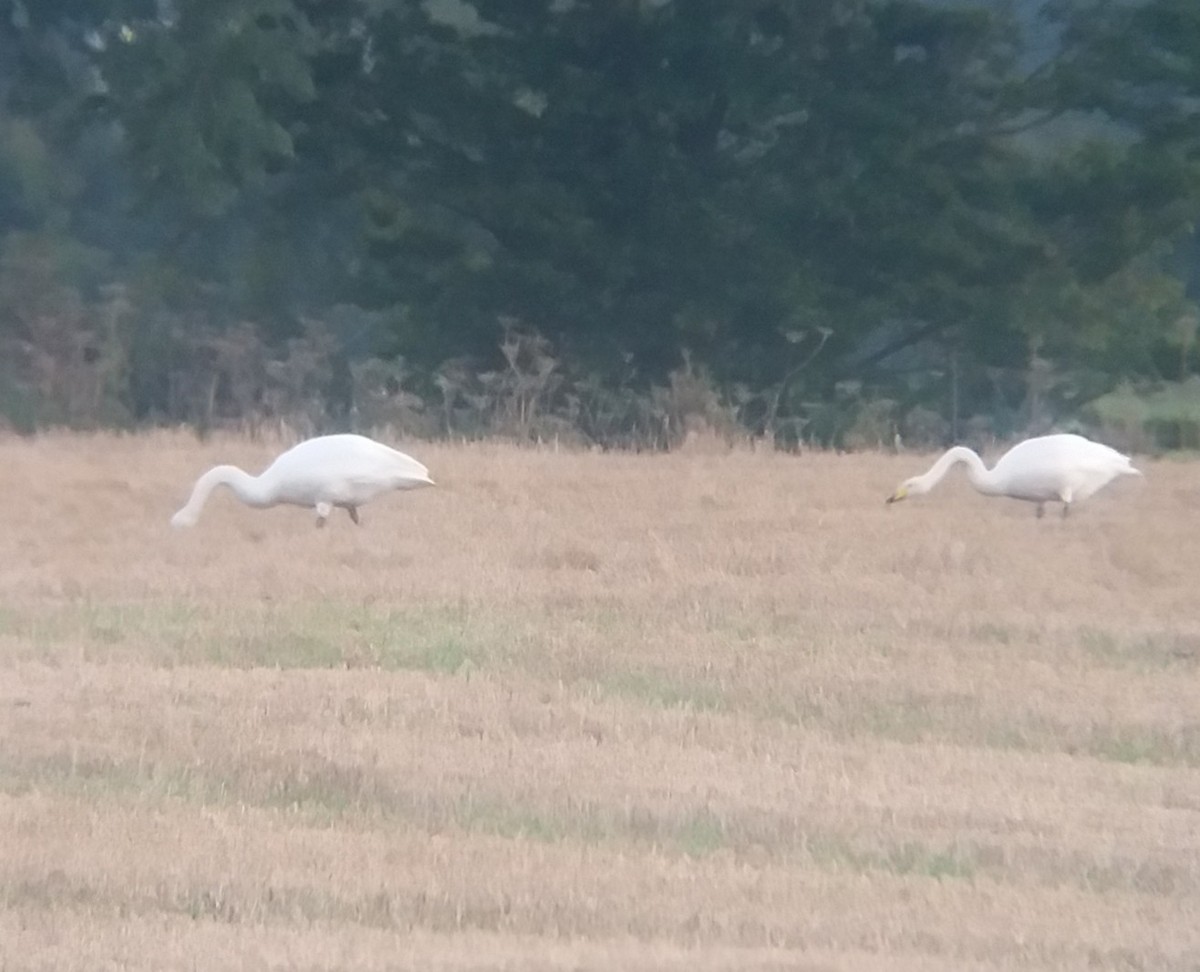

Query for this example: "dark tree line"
[1,0,1199,446]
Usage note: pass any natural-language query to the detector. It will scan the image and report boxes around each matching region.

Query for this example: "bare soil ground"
[1,431,1197,971]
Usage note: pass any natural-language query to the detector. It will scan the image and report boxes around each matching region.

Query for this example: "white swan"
[171,434,434,528]
[886,433,1141,518]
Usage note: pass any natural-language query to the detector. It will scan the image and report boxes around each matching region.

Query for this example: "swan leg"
[1061,503,1070,519]
[347,506,360,525]
[1035,503,1045,519]
[315,501,333,528]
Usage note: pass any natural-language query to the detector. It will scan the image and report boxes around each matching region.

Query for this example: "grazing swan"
[886,433,1141,518]
[171,434,434,528]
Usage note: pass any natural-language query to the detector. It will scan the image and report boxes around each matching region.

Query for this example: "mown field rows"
[1,431,1198,970]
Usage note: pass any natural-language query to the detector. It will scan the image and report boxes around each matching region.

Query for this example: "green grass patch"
[1085,724,1200,767]
[673,808,728,857]
[806,833,977,880]
[599,669,725,712]
[0,599,500,674]
[6,598,1196,768]
[201,630,345,668]
[0,749,1032,887]
[454,794,572,842]
[762,688,1200,768]
[885,841,976,880]
[967,621,1034,647]
[1078,627,1200,672]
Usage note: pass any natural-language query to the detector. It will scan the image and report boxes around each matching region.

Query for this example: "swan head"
[886,478,920,504]
[170,509,198,528]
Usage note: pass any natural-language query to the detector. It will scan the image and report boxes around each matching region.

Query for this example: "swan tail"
[399,468,435,488]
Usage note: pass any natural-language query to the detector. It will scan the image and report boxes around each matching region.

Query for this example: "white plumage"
[886,433,1141,518]
[170,434,434,528]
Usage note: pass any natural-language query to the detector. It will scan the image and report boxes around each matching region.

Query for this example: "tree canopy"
[1,0,1198,446]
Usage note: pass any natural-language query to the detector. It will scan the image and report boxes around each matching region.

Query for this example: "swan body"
[171,434,434,528]
[886,433,1141,517]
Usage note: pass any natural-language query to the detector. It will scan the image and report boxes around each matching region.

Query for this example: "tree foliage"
[1,0,1198,445]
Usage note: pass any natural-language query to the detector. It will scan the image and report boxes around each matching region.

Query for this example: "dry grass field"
[1,430,1198,971]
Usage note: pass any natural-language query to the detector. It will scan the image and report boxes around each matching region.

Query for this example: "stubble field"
[1,430,1198,971]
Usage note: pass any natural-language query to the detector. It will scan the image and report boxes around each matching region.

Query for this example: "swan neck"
[918,446,1001,495]
[215,465,275,506]
[174,464,273,525]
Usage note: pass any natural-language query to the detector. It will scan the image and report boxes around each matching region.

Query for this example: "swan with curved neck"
[171,433,434,528]
[886,433,1141,518]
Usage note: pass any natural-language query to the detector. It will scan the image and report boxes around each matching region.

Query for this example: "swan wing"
[992,434,1133,502]
[262,434,432,505]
